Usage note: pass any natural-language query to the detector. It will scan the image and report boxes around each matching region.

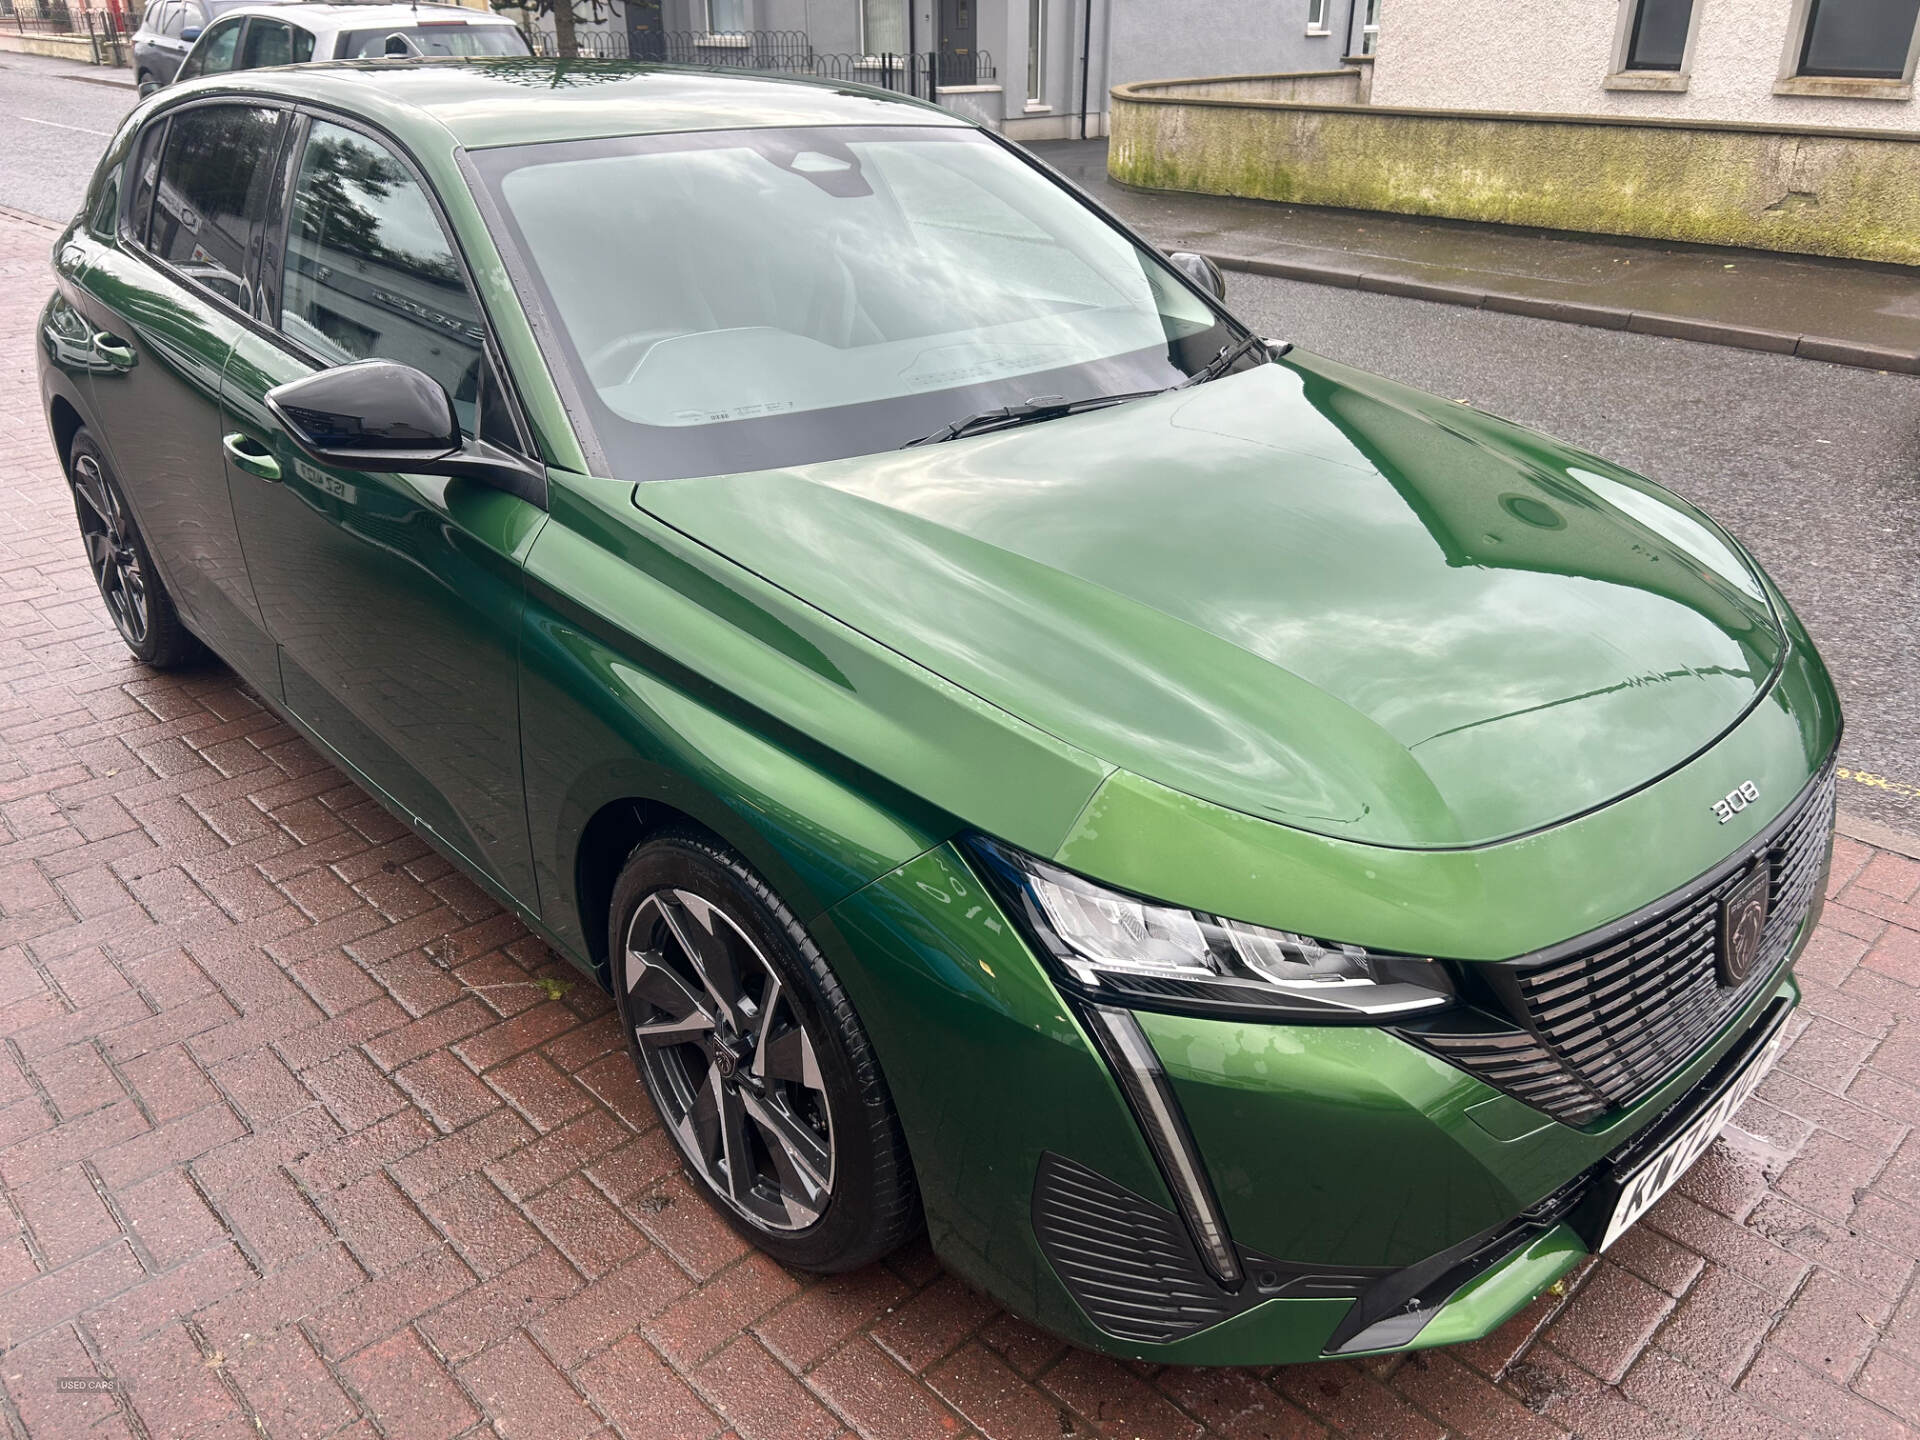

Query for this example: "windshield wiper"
[1174,333,1273,390]
[901,390,1164,448]
[900,333,1285,448]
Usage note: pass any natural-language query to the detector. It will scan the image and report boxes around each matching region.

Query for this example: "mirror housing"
[181,24,201,38]
[266,359,546,506]
[1168,250,1226,301]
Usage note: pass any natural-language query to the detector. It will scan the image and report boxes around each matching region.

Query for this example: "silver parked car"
[167,0,529,87]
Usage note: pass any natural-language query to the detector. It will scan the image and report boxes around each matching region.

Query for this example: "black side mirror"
[267,359,545,506]
[1168,250,1226,301]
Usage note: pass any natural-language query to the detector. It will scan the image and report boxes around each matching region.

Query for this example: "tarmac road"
[5,56,1916,836]
[0,55,137,224]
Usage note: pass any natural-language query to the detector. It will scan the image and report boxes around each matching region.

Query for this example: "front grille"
[1411,761,1835,1126]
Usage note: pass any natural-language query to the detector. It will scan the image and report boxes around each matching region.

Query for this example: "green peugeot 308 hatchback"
[38,58,1840,1364]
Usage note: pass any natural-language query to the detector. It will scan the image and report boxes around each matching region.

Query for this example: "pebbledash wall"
[1109,0,1920,264]
[1370,0,1920,132]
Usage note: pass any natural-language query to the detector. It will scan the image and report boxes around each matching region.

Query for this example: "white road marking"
[11,115,113,136]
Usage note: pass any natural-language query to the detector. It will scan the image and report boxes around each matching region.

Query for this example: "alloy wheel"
[623,888,834,1231]
[72,454,150,650]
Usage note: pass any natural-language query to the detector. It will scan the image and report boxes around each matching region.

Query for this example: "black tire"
[609,829,919,1271]
[68,428,205,670]
[136,71,158,97]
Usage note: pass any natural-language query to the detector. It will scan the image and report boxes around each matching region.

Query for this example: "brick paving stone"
[1769,1268,1889,1384]
[340,1327,479,1440]
[693,1335,842,1440]
[531,1243,689,1367]
[460,1330,603,1440]
[5,206,1920,1439]
[577,1332,722,1439]
[1542,1262,1675,1384]
[1651,1264,1778,1381]
[646,1252,802,1368]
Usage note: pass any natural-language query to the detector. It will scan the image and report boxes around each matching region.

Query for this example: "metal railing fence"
[523,24,995,93]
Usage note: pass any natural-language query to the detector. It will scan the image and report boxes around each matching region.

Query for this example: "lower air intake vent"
[1031,1152,1378,1344]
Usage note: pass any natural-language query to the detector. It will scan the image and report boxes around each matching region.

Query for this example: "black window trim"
[256,100,545,491]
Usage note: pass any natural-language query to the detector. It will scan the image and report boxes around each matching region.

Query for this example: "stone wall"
[1108,78,1920,264]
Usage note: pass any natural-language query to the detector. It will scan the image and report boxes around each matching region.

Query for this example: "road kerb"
[1203,250,1920,375]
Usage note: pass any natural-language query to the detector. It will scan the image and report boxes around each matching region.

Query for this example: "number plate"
[1597,1016,1789,1252]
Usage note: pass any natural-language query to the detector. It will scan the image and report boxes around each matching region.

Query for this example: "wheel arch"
[48,394,85,475]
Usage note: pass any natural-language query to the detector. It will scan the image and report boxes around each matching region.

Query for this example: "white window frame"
[1026,0,1048,105]
[856,0,907,58]
[1359,0,1379,54]
[1306,0,1329,36]
[701,0,747,40]
[1775,0,1920,99]
[1605,0,1705,92]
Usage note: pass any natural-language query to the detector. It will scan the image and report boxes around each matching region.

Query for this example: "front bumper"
[817,677,1837,1363]
[821,832,1814,1364]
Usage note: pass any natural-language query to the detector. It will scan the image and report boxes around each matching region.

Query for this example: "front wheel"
[609,830,919,1271]
[136,71,158,97]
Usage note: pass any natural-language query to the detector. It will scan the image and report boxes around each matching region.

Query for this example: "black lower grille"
[1409,761,1835,1126]
[1031,1152,1381,1344]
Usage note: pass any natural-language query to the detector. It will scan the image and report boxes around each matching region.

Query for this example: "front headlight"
[967,838,1454,1021]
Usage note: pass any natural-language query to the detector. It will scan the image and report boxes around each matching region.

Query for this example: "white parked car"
[169,1,529,88]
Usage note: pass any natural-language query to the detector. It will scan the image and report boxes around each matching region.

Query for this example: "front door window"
[280,121,489,434]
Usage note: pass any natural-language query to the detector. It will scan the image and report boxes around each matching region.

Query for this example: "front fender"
[517,469,1110,973]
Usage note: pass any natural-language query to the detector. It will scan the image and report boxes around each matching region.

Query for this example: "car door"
[132,2,169,83]
[65,100,285,692]
[219,113,543,901]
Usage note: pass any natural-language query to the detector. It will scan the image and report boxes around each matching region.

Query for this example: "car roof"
[189,58,965,150]
[200,1,519,25]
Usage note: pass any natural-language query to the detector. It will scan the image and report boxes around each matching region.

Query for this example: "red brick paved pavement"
[5,207,1920,1440]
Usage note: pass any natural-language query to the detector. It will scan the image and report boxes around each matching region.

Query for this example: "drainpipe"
[1077,0,1092,138]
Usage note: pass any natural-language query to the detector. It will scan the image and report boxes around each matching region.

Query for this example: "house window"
[1624,0,1692,70]
[1306,0,1328,34]
[1360,0,1380,53]
[861,0,904,54]
[706,0,746,34]
[1026,0,1047,100]
[1796,0,1920,78]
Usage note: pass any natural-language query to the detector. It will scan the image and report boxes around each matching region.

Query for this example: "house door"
[624,0,664,59]
[938,0,975,82]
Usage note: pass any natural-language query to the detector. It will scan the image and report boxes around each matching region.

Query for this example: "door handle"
[91,331,136,369]
[222,432,282,482]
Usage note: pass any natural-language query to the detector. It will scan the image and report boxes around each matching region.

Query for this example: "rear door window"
[180,14,242,77]
[148,104,285,307]
[239,16,294,68]
[335,23,530,57]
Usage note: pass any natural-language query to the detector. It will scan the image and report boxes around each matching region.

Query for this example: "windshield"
[472,126,1236,480]
[337,24,530,57]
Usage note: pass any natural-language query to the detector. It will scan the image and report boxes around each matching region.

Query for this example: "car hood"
[633,353,1783,848]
